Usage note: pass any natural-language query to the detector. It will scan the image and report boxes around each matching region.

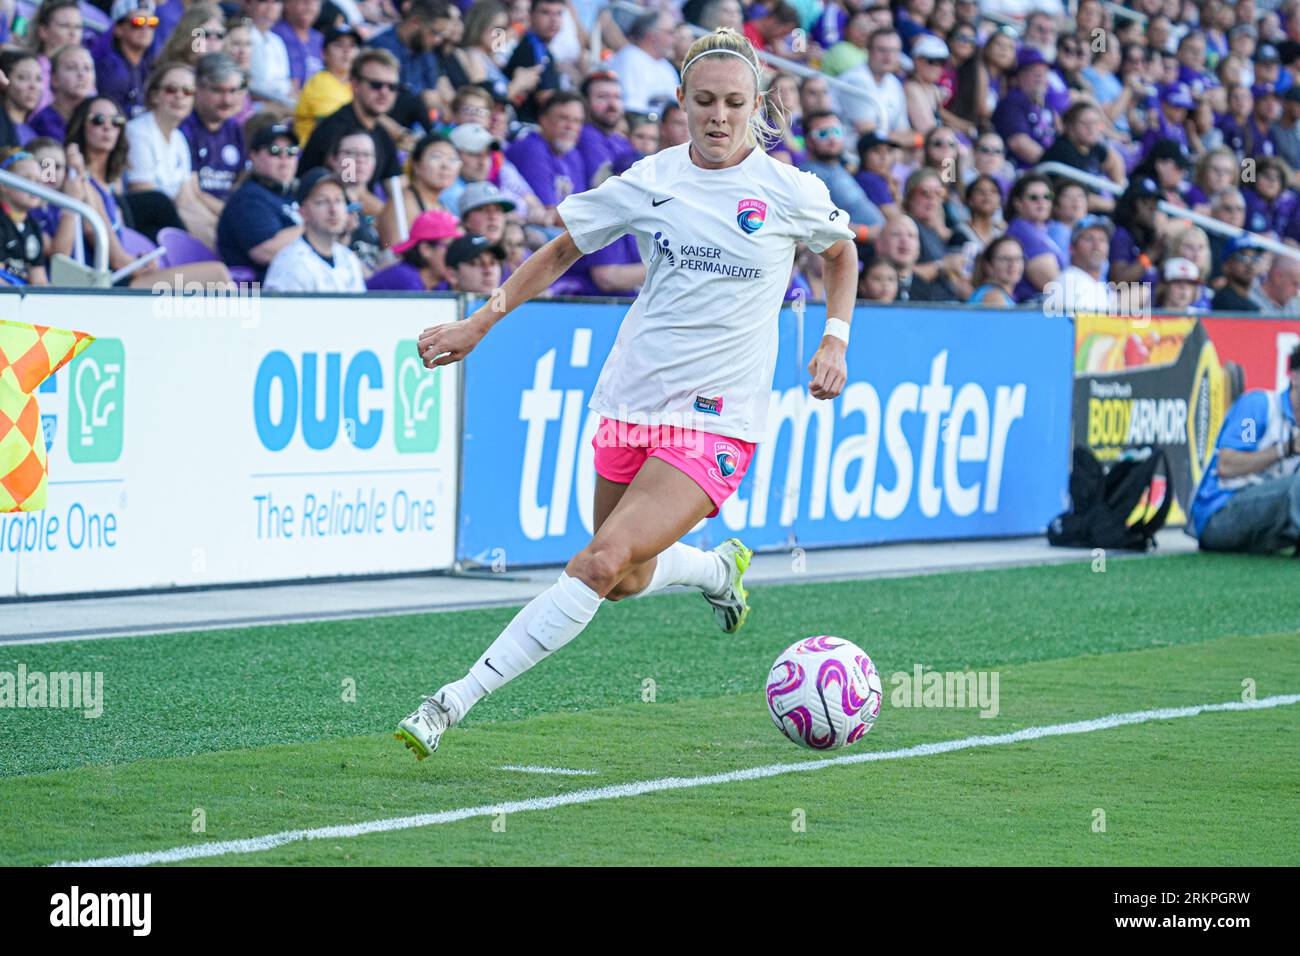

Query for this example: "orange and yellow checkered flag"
[1,319,95,512]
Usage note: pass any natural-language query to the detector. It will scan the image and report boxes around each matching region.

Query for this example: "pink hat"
[392,209,463,255]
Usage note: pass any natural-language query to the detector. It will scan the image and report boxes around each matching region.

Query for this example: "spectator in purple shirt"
[366,208,462,291]
[1244,156,1298,236]
[576,70,637,189]
[27,0,84,117]
[573,233,643,296]
[1003,172,1067,302]
[1245,83,1282,159]
[992,47,1057,169]
[94,0,158,119]
[855,131,900,218]
[28,44,96,145]
[1141,84,1194,162]
[180,54,247,204]
[273,0,326,89]
[505,91,587,223]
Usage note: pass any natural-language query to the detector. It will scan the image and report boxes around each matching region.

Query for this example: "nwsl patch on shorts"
[694,394,723,415]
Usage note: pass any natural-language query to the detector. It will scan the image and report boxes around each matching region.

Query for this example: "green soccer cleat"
[394,692,455,760]
[704,537,753,633]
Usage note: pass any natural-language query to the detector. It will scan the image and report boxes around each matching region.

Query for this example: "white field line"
[49,694,1300,868]
[498,765,599,776]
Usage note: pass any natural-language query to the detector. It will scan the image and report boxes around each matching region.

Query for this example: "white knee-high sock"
[440,572,603,721]
[637,542,728,599]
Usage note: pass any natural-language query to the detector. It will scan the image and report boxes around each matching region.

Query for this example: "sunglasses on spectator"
[128,15,160,27]
[977,144,1003,154]
[362,78,400,92]
[1060,45,1082,55]
[204,28,227,39]
[90,112,126,127]
[811,126,844,140]
[162,83,196,97]
[266,144,300,156]
[953,34,977,44]
[1025,191,1053,201]
[931,138,957,148]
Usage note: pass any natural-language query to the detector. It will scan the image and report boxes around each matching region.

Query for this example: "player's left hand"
[807,340,847,400]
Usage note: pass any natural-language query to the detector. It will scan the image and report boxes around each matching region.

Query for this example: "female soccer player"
[397,27,859,758]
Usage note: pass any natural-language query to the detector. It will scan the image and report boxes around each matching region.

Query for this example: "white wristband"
[824,317,850,344]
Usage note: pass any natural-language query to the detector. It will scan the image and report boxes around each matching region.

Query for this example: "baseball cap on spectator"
[445,234,506,269]
[1256,44,1281,64]
[449,124,500,155]
[1161,83,1195,109]
[1131,177,1161,199]
[1225,235,1264,258]
[392,209,463,255]
[251,123,299,151]
[1071,214,1114,243]
[857,131,892,153]
[1014,47,1049,73]
[1162,258,1200,282]
[912,35,950,62]
[111,0,154,22]
[1149,138,1191,168]
[458,181,517,215]
[296,168,345,205]
[1252,82,1278,99]
[323,24,358,48]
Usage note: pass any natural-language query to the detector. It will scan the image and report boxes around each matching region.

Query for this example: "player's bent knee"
[569,543,636,598]
[606,562,652,602]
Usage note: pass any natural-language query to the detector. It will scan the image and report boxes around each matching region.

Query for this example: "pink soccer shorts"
[592,417,757,518]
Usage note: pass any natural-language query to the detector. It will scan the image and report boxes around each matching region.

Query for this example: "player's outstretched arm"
[807,238,858,400]
[419,230,584,369]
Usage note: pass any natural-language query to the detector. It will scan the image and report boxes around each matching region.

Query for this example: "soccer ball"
[766,636,883,750]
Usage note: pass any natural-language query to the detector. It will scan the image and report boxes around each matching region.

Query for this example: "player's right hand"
[419,320,485,369]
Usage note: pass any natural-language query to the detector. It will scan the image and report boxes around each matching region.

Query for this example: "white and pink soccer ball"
[766,636,883,750]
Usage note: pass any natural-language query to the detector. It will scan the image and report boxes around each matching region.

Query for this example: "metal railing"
[1100,3,1147,26]
[0,168,111,275]
[1035,161,1300,263]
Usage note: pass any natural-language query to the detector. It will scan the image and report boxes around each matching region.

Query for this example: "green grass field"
[1,552,1298,866]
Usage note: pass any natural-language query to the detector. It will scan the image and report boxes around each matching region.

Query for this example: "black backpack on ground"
[1048,446,1174,552]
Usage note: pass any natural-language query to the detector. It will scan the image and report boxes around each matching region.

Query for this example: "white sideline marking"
[499,765,599,776]
[49,694,1300,868]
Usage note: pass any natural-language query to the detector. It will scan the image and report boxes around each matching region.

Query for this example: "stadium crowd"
[2,0,1300,311]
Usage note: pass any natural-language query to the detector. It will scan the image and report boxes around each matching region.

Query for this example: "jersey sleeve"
[788,169,856,253]
[556,170,639,255]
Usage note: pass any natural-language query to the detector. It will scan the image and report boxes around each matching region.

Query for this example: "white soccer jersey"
[557,143,853,443]
[263,237,366,293]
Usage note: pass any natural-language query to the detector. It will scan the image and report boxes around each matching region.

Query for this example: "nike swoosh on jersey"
[651,197,674,206]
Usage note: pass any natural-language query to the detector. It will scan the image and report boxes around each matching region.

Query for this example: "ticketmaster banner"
[457,301,1073,567]
[0,289,459,597]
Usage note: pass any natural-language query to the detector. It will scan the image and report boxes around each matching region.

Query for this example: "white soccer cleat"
[394,692,455,760]
[704,537,753,634]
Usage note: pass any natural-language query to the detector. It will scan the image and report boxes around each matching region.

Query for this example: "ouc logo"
[253,343,439,453]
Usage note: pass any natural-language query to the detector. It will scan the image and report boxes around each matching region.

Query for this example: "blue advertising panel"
[458,301,1072,567]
